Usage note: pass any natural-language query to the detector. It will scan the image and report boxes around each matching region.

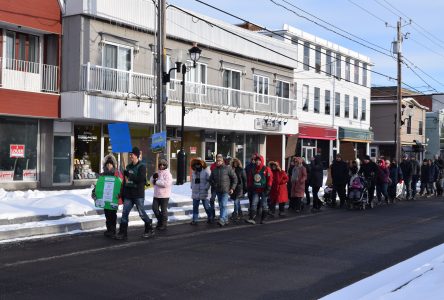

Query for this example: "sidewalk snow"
[321,243,444,300]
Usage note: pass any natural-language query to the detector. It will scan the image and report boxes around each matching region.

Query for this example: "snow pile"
[321,243,444,300]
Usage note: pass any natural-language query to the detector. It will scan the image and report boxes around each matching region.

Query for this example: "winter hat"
[105,157,115,166]
[363,155,371,161]
[130,147,141,158]
[159,158,168,168]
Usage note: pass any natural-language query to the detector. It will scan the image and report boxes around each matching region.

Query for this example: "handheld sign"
[94,175,122,210]
[151,131,167,153]
[108,123,132,153]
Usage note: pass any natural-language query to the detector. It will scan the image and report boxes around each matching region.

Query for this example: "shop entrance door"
[53,136,71,184]
[302,146,316,162]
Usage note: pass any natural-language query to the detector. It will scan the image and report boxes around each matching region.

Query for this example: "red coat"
[270,169,289,203]
[247,155,273,192]
[290,165,307,198]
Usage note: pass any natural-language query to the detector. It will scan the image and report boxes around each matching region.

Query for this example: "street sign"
[151,131,167,153]
[108,123,132,152]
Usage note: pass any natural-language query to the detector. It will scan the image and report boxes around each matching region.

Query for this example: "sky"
[168,0,444,94]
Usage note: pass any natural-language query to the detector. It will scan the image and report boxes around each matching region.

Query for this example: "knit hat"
[159,158,168,168]
[130,147,140,158]
[363,155,371,161]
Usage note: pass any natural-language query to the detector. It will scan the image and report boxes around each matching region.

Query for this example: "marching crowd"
[92,146,444,240]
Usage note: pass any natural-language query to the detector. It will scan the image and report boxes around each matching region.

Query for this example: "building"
[264,24,372,166]
[0,0,62,189]
[425,111,444,159]
[370,96,427,160]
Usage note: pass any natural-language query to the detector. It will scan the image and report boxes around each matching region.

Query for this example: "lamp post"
[163,44,201,185]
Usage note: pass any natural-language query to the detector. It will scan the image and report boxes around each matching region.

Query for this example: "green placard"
[94,175,122,211]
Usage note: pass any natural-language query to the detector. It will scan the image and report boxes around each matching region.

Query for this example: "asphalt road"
[1,198,444,300]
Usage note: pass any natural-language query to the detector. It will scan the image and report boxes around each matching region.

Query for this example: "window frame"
[315,46,321,73]
[253,74,269,104]
[326,50,332,76]
[302,84,309,112]
[314,87,320,114]
[361,98,367,121]
[101,41,134,71]
[363,63,368,87]
[407,116,412,134]
[345,57,351,81]
[354,59,360,84]
[303,42,310,71]
[344,94,350,118]
[335,92,340,117]
[276,79,290,98]
[419,120,423,135]
[325,89,331,115]
[353,96,359,120]
[336,53,341,79]
[186,61,208,95]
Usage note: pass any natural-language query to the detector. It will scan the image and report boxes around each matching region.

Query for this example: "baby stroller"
[322,186,334,207]
[346,175,369,210]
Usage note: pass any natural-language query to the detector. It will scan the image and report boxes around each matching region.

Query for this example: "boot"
[114,223,128,240]
[260,210,268,224]
[104,222,116,238]
[245,210,256,225]
[141,221,155,238]
[158,215,168,231]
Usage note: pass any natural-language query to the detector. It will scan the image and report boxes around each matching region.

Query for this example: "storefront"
[296,124,337,168]
[338,127,373,161]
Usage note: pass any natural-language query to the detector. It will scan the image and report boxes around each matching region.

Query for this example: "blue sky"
[168,0,444,93]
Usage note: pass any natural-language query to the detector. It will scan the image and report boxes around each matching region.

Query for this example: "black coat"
[358,161,379,182]
[231,166,247,199]
[309,157,324,187]
[331,160,349,185]
[400,160,413,180]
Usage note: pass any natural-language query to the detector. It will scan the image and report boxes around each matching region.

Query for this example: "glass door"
[53,136,71,184]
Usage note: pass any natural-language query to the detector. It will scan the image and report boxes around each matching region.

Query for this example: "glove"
[153,173,159,179]
[153,179,157,186]
[123,170,129,177]
[91,189,97,200]
[264,186,271,196]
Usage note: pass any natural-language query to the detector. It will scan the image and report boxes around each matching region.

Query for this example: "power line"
[347,0,388,25]
[403,56,444,89]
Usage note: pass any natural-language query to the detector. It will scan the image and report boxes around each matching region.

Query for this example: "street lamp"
[163,43,202,185]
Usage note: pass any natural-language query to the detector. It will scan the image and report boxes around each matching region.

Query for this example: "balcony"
[0,57,59,93]
[80,63,297,117]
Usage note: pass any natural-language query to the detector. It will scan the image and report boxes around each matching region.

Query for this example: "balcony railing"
[80,63,297,117]
[0,57,59,93]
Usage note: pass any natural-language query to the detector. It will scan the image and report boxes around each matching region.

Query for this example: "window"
[326,50,332,76]
[253,74,269,104]
[303,42,310,71]
[102,43,133,93]
[103,43,132,71]
[314,87,320,113]
[345,57,351,81]
[302,84,309,111]
[315,46,321,73]
[354,60,359,84]
[325,90,331,115]
[223,69,241,106]
[186,62,207,95]
[363,63,368,87]
[5,31,40,71]
[361,99,367,121]
[407,116,412,134]
[353,96,359,119]
[419,121,423,135]
[276,80,290,98]
[335,92,340,117]
[166,55,176,90]
[345,95,350,118]
[336,53,341,79]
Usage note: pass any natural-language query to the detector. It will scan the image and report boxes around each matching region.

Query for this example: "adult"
[209,155,237,227]
[309,155,324,212]
[375,159,390,204]
[230,158,247,221]
[290,157,307,212]
[420,159,431,196]
[269,161,289,217]
[302,158,311,207]
[150,158,173,231]
[287,157,297,201]
[358,155,379,206]
[433,155,444,196]
[246,155,273,224]
[330,154,349,208]
[245,153,257,207]
[387,159,403,203]
[410,155,421,199]
[209,154,224,220]
[91,154,123,238]
[190,157,212,225]
[116,147,154,240]
[399,154,413,200]
[429,159,439,196]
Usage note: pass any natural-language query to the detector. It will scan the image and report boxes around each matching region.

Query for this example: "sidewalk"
[0,183,249,243]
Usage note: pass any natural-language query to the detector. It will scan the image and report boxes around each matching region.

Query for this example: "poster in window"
[10,144,25,158]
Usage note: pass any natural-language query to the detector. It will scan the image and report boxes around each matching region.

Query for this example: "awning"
[338,127,373,142]
[299,124,337,140]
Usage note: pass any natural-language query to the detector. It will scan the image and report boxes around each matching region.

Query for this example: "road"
[1,198,444,300]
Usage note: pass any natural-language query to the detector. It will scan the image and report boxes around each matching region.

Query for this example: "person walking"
[433,155,444,196]
[429,159,439,196]
[269,161,289,217]
[302,158,311,208]
[290,157,307,212]
[359,155,379,207]
[245,153,257,207]
[245,155,273,224]
[190,157,212,225]
[410,155,421,199]
[150,158,173,231]
[420,159,431,196]
[400,155,413,200]
[331,154,349,208]
[387,159,403,203]
[209,155,237,227]
[91,154,123,238]
[309,155,324,212]
[230,158,247,221]
[116,147,154,240]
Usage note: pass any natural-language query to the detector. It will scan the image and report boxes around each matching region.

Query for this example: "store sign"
[10,144,25,158]
[151,131,167,153]
[254,119,281,132]
[190,146,197,154]
[23,169,37,181]
[338,127,374,141]
[108,123,132,152]
[0,171,14,181]
[77,133,98,142]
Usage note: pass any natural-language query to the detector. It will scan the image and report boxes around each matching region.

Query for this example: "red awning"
[299,124,337,140]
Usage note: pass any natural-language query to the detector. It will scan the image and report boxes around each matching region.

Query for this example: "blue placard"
[151,131,167,153]
[108,123,132,152]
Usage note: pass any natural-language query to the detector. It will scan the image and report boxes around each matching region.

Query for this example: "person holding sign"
[91,154,123,238]
[150,158,173,231]
[115,147,154,240]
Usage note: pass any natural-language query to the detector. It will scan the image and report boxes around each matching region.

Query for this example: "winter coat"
[303,161,311,187]
[123,160,147,199]
[290,161,307,198]
[209,164,237,194]
[358,161,379,183]
[434,159,444,180]
[331,159,349,185]
[150,168,173,198]
[287,163,295,197]
[430,163,439,183]
[376,164,390,184]
[389,165,403,187]
[231,166,247,199]
[309,156,324,187]
[411,160,420,177]
[246,155,273,193]
[270,163,289,203]
[191,168,211,200]
[400,160,413,180]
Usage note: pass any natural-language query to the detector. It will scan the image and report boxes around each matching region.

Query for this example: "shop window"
[0,117,38,182]
[74,125,101,180]
[235,134,245,166]
[217,133,233,159]
[246,134,259,158]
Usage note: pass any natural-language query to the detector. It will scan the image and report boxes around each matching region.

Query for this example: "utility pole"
[156,0,166,135]
[395,17,402,163]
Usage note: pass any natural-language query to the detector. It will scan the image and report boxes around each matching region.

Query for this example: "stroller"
[346,175,369,210]
[322,186,335,207]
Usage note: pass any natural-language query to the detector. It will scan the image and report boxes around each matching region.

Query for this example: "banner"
[94,175,122,211]
[108,123,132,153]
[23,169,37,181]
[10,144,25,158]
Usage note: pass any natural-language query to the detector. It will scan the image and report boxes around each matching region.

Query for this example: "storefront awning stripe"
[299,135,336,141]
[340,138,372,143]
